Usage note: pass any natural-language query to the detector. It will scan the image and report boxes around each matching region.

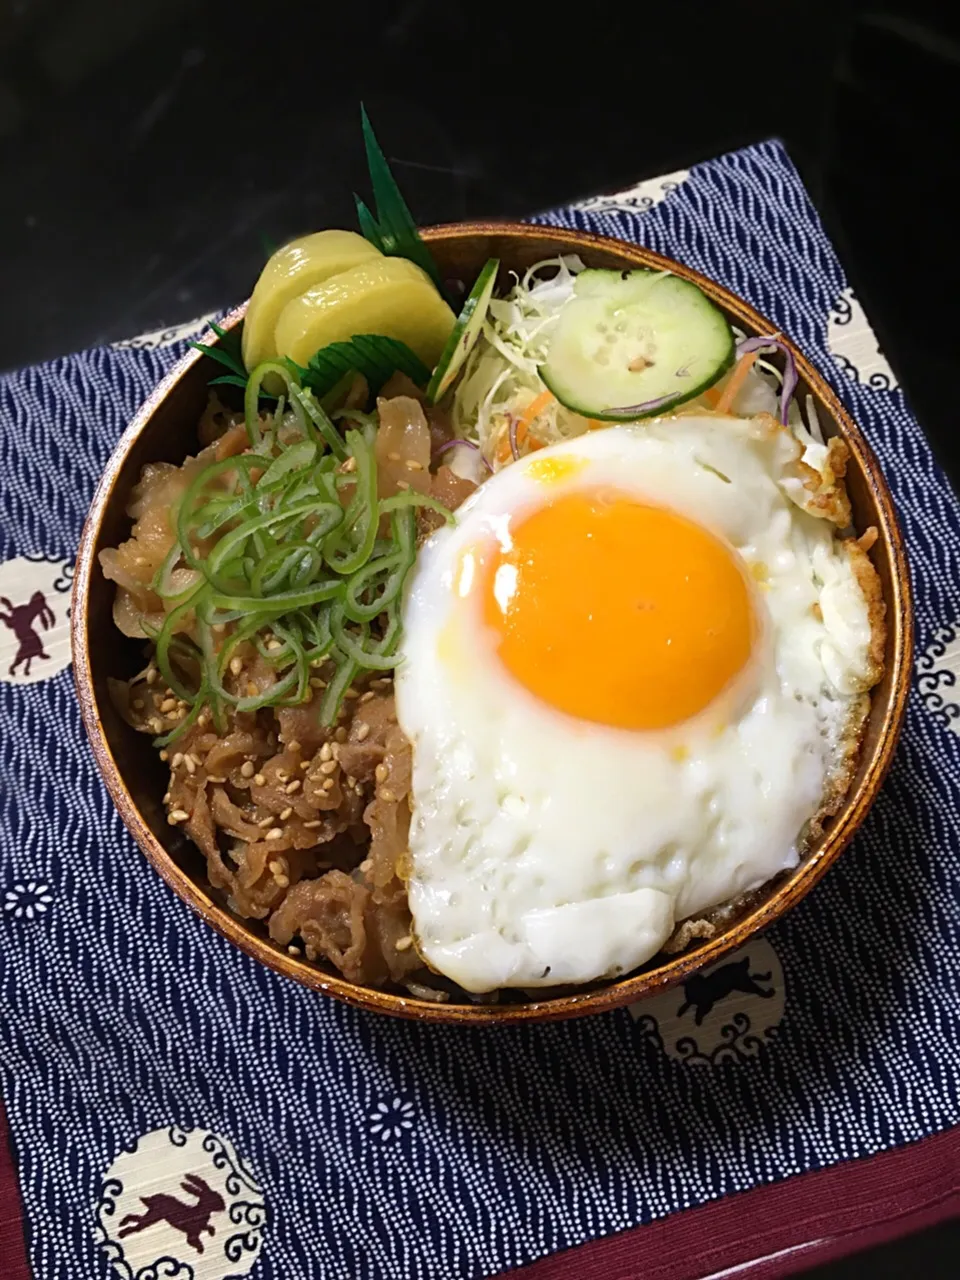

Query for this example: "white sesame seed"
[196,711,208,726]
[158,749,169,762]
[160,697,177,713]
[150,717,164,734]
[168,809,189,825]
[240,761,255,778]
[287,945,301,956]
[275,875,290,888]
[279,806,293,820]
[257,815,274,828]
[172,752,184,768]
[319,760,337,776]
[162,792,171,804]
[395,480,409,491]
[267,639,282,651]
[380,789,396,803]
[253,774,266,787]
[287,740,301,754]
[320,742,332,762]
[184,756,196,776]
[347,775,357,788]
[309,678,326,690]
[146,669,158,686]
[322,778,335,792]
[207,775,227,784]
[266,828,283,840]
[356,723,370,742]
[395,935,413,952]
[387,450,401,462]
[359,859,372,873]
[360,690,375,704]
[405,458,424,471]
[276,770,289,782]
[268,859,284,875]
[229,656,243,676]
[303,820,322,829]
[285,779,301,794]
[299,760,310,772]
[375,763,388,783]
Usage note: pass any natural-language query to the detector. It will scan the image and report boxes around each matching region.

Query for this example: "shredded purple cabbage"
[508,415,520,461]
[605,392,681,419]
[735,335,798,426]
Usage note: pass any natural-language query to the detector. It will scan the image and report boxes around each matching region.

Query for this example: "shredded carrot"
[702,386,721,408]
[587,419,606,430]
[713,351,758,415]
[497,389,554,463]
[517,389,554,443]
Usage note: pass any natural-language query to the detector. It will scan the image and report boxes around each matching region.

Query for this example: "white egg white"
[395,417,876,993]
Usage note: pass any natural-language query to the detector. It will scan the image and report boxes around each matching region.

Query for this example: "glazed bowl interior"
[72,223,912,1023]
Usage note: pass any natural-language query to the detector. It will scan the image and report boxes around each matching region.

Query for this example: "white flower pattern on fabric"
[4,882,53,920]
[368,1098,415,1143]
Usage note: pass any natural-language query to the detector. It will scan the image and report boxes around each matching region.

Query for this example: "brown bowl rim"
[71,220,913,1024]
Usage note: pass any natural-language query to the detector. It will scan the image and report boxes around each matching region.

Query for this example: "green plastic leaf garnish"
[190,320,248,383]
[298,333,430,400]
[355,104,447,296]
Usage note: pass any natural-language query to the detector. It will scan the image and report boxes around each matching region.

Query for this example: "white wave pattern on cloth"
[111,313,218,351]
[1,140,959,1279]
[571,168,689,216]
[827,286,900,391]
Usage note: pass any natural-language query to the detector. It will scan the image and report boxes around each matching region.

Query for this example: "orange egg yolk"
[477,490,755,731]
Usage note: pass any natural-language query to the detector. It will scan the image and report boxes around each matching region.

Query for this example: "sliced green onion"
[319,654,358,725]
[259,439,317,489]
[148,391,434,725]
[330,600,402,671]
[244,360,303,447]
[208,580,344,615]
[379,490,455,523]
[323,429,378,575]
[290,385,348,460]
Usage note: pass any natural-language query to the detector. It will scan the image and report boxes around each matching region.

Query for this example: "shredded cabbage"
[451,255,597,468]
[449,260,824,469]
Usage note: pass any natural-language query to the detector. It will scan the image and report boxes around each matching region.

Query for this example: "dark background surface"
[1,0,958,1273]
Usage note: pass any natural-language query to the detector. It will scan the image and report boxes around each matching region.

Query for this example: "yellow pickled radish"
[241,230,383,370]
[273,257,456,371]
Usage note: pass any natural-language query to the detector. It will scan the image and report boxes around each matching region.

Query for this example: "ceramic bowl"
[72,223,913,1023]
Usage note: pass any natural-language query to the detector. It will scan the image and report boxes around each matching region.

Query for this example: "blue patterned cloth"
[1,140,959,1280]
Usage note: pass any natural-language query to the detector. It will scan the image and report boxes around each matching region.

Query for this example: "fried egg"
[395,415,880,993]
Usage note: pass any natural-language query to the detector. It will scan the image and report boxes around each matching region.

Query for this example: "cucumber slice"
[426,258,499,404]
[540,268,734,420]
